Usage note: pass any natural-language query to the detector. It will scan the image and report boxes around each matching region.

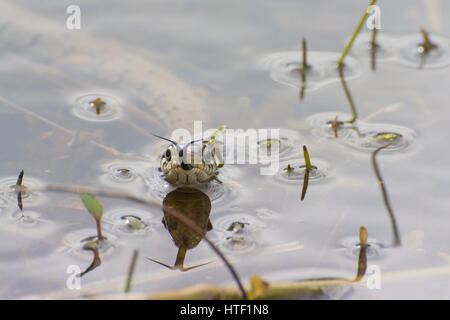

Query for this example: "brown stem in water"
[371,142,401,246]
[79,248,102,278]
[95,219,104,240]
[370,27,377,71]
[353,226,368,282]
[338,65,358,124]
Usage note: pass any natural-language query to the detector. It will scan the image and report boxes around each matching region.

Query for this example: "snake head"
[153,134,219,185]
[160,142,219,185]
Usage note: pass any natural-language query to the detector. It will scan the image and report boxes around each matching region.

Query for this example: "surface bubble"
[60,229,118,258]
[103,207,157,236]
[72,94,122,122]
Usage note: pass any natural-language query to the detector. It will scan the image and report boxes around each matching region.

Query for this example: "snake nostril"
[164,149,172,161]
[180,162,194,171]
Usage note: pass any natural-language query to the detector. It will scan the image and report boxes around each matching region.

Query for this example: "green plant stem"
[302,38,307,77]
[371,27,377,71]
[301,146,312,201]
[337,0,378,67]
[125,250,139,293]
[300,38,308,101]
[303,145,311,169]
[95,219,104,239]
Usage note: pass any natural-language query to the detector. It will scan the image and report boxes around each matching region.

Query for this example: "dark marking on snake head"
[165,149,172,161]
[180,162,193,171]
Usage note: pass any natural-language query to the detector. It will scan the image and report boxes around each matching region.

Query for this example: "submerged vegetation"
[89,97,106,115]
[371,135,402,247]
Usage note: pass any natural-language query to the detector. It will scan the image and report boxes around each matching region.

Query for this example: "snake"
[156,135,222,185]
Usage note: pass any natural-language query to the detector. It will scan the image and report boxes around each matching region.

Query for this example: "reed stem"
[337,0,377,67]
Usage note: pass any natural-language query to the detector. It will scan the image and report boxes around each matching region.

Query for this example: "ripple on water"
[0,175,46,208]
[6,210,46,228]
[220,236,258,253]
[215,213,268,234]
[341,123,416,153]
[99,160,151,195]
[0,197,14,215]
[307,112,358,140]
[254,207,279,220]
[340,236,385,260]
[350,32,397,61]
[261,51,361,90]
[394,33,450,69]
[211,213,267,253]
[72,93,123,122]
[103,207,157,237]
[257,129,303,162]
[60,229,119,258]
[275,159,329,185]
[307,113,416,154]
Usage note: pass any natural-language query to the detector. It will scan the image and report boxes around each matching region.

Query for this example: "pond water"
[1,0,450,299]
